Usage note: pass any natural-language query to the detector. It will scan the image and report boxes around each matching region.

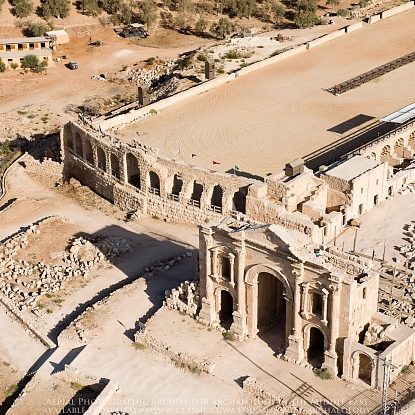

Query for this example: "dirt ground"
[116,8,415,176]
[0,25,210,128]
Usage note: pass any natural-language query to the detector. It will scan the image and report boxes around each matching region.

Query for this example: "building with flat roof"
[0,36,53,69]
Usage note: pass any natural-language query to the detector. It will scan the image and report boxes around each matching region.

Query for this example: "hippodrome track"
[116,8,415,177]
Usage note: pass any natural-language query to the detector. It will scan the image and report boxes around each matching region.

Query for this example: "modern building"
[0,37,53,69]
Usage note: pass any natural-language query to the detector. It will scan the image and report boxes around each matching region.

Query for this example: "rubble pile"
[0,218,132,314]
[127,59,176,87]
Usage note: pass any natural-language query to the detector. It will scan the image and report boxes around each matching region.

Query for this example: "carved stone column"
[229,253,235,287]
[323,282,341,377]
[231,244,247,337]
[286,262,304,362]
[199,228,217,324]
[322,289,329,325]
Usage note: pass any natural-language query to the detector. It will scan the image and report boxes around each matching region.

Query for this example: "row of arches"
[67,132,248,214]
[367,132,415,164]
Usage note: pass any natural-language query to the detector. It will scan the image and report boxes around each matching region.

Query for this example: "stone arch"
[303,323,327,368]
[110,153,120,179]
[232,187,247,214]
[75,133,83,157]
[394,138,405,158]
[189,181,204,207]
[245,264,293,342]
[126,153,141,189]
[171,174,183,196]
[148,171,160,195]
[380,145,391,163]
[245,264,293,300]
[84,139,93,164]
[409,132,415,150]
[210,185,223,212]
[351,351,375,387]
[96,146,106,171]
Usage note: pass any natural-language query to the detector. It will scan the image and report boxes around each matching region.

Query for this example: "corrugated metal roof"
[381,103,415,123]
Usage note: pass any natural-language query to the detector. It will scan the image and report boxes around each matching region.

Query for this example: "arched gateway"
[245,264,293,350]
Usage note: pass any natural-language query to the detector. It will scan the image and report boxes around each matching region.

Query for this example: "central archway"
[245,264,293,350]
[257,272,286,352]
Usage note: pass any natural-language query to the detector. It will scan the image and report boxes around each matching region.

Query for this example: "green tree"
[99,0,121,14]
[194,16,207,35]
[42,0,70,18]
[25,23,50,37]
[140,0,157,28]
[21,54,47,72]
[79,0,101,15]
[336,8,348,16]
[293,10,319,28]
[13,0,34,17]
[0,60,5,73]
[296,0,317,12]
[270,1,285,24]
[210,17,235,39]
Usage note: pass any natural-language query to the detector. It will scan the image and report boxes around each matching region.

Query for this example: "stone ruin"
[0,217,132,315]
[165,280,199,316]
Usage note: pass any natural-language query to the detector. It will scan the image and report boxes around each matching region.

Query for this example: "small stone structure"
[137,85,150,106]
[204,60,215,80]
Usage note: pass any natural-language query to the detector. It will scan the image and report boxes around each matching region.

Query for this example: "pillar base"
[322,350,338,377]
[285,334,303,362]
[230,311,247,338]
[199,297,216,324]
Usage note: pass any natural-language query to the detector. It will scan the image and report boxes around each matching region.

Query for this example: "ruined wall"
[381,1,414,19]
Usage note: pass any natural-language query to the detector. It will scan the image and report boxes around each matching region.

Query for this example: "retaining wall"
[368,14,381,24]
[345,21,364,33]
[306,28,346,49]
[99,73,236,130]
[381,1,414,18]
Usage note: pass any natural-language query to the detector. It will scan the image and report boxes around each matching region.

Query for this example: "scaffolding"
[327,51,415,95]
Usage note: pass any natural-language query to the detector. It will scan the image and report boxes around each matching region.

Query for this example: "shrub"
[145,56,156,65]
[197,53,207,62]
[222,330,236,341]
[0,60,5,72]
[313,368,332,379]
[99,0,121,13]
[194,16,207,36]
[133,342,146,350]
[10,62,19,70]
[224,49,241,59]
[336,8,348,17]
[149,108,157,115]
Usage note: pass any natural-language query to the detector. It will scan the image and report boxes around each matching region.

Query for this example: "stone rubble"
[0,217,132,315]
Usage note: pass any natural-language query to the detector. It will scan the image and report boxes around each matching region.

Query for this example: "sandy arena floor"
[117,9,415,177]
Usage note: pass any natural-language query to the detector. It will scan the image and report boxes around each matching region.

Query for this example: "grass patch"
[70,382,83,391]
[6,384,18,397]
[222,330,236,341]
[313,368,332,380]
[132,342,147,350]
[197,53,208,62]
